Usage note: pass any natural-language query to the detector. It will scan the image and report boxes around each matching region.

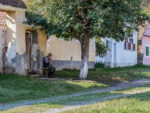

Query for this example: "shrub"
[95,62,105,68]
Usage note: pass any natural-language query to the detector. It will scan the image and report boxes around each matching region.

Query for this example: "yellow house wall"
[15,11,26,54]
[47,36,96,62]
[3,8,95,74]
[5,10,27,75]
[37,29,47,56]
[6,10,95,63]
[6,11,16,47]
[6,10,26,54]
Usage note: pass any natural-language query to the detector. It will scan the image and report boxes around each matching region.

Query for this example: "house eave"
[143,35,150,37]
[24,24,41,30]
[0,4,26,12]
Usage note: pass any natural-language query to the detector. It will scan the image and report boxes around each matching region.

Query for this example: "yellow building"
[0,0,95,75]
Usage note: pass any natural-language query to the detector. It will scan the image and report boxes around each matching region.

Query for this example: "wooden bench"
[43,67,49,77]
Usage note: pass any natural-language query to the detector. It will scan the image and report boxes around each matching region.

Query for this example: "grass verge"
[0,104,63,113]
[61,92,150,113]
[56,65,150,85]
[2,85,150,113]
[0,74,107,104]
[1,65,150,104]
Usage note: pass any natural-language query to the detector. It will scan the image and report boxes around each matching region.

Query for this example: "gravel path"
[0,78,150,111]
[46,88,150,113]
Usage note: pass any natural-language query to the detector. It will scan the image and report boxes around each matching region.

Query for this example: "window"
[146,46,149,57]
[124,42,127,49]
[124,38,136,51]
[106,40,109,48]
[133,44,136,51]
[129,39,133,43]
[128,43,131,50]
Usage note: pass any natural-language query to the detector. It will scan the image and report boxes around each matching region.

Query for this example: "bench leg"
[43,69,49,77]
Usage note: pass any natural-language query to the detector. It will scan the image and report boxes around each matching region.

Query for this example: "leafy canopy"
[27,0,143,41]
[96,39,108,57]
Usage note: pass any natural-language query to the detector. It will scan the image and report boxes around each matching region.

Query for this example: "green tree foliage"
[96,39,108,57]
[142,0,150,9]
[27,0,143,79]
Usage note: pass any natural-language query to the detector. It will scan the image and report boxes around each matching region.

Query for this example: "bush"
[95,62,105,68]
[96,38,108,57]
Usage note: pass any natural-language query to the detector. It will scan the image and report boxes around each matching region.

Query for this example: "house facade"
[96,31,138,67]
[140,22,150,65]
[0,0,95,75]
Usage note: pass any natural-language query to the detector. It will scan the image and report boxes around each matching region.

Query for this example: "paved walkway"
[0,78,150,111]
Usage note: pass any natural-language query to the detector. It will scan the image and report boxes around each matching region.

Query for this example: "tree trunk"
[79,38,90,79]
[79,5,90,79]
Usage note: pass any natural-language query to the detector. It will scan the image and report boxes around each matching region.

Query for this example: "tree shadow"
[55,66,150,86]
[0,73,108,105]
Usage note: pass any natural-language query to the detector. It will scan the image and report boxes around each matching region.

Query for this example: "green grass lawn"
[0,74,107,104]
[0,104,63,113]
[1,84,150,113]
[0,92,111,113]
[1,65,150,104]
[62,91,150,113]
[56,65,150,85]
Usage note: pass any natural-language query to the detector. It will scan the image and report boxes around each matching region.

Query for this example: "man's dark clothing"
[43,56,50,68]
[43,56,55,77]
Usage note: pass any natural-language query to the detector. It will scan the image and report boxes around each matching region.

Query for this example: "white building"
[96,31,138,67]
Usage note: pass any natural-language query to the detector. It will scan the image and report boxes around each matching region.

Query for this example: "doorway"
[26,31,32,73]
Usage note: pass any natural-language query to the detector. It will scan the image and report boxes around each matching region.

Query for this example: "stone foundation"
[105,62,136,68]
[51,60,95,70]
[16,53,27,75]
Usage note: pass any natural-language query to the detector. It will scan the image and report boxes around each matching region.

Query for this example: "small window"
[125,38,135,51]
[133,44,136,51]
[129,39,133,43]
[146,46,149,56]
[124,42,126,49]
[106,40,109,48]
[128,43,131,50]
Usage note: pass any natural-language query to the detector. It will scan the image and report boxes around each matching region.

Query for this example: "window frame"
[145,45,150,57]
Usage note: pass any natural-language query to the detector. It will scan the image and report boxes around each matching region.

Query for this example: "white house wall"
[96,31,138,67]
[114,31,137,67]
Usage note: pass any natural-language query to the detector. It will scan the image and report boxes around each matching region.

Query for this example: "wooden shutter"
[128,43,131,50]
[146,46,149,56]
[133,44,136,51]
[124,42,126,50]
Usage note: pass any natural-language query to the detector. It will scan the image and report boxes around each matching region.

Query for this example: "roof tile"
[0,0,27,9]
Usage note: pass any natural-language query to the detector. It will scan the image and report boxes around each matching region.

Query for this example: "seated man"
[43,53,56,78]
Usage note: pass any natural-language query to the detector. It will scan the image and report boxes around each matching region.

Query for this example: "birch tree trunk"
[79,38,90,79]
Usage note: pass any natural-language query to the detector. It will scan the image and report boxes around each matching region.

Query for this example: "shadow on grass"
[1,65,150,112]
[0,73,108,104]
[55,65,150,85]
[2,85,150,112]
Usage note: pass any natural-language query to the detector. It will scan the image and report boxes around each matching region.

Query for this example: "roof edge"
[0,4,26,12]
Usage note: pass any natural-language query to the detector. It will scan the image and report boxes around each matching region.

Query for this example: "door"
[26,32,32,73]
